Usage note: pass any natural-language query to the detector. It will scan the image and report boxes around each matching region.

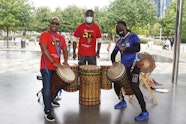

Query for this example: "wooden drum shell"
[107,62,133,95]
[79,65,101,105]
[100,65,112,90]
[63,64,79,92]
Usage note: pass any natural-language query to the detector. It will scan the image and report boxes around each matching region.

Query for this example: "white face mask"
[85,17,93,23]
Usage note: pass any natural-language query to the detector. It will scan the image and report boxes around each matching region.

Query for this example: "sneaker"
[54,95,62,100]
[44,111,55,122]
[52,101,60,107]
[135,112,149,121]
[114,101,127,109]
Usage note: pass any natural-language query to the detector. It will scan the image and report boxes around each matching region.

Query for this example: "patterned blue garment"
[114,33,140,67]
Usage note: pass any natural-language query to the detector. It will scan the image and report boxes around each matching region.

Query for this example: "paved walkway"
[0,42,186,124]
[1,42,186,77]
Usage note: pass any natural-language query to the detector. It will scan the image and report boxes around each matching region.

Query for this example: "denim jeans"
[40,69,54,112]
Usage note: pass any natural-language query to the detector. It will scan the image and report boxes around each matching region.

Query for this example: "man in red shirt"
[39,17,68,122]
[73,9,102,65]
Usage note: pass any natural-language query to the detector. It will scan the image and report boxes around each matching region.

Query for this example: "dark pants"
[78,56,96,66]
[113,65,147,112]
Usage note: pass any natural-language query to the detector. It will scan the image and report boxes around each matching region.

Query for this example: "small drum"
[79,65,101,105]
[139,52,156,73]
[107,62,133,95]
[63,64,79,92]
[50,67,75,99]
[100,65,112,89]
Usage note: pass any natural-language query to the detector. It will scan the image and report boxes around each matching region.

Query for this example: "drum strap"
[130,53,140,73]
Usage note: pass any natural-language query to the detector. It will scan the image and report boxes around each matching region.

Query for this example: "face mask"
[116,29,124,36]
[86,17,93,23]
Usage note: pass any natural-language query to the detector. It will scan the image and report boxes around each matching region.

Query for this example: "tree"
[101,0,157,35]
[181,0,186,41]
[0,0,32,48]
[151,23,162,36]
[31,7,52,32]
[58,5,85,33]
[159,1,176,37]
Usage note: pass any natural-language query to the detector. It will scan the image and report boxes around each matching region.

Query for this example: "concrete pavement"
[0,41,186,124]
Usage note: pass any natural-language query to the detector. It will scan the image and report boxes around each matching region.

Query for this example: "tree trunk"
[6,26,9,48]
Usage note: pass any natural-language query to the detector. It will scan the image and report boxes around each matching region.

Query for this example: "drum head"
[107,62,126,81]
[139,52,155,73]
[80,65,100,71]
[56,67,75,83]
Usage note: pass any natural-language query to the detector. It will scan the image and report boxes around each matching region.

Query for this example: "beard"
[50,26,58,33]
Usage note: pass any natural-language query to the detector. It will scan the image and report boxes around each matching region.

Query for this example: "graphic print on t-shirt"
[83,31,93,44]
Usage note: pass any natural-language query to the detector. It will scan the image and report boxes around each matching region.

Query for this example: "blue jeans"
[40,69,54,112]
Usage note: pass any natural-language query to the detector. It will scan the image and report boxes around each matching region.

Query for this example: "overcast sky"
[30,0,114,11]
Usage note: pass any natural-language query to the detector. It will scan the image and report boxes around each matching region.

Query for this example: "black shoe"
[52,101,60,107]
[44,111,55,122]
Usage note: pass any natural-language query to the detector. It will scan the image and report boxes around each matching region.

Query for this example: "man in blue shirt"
[111,21,149,121]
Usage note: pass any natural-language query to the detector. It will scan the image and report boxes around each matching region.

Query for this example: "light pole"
[172,0,183,84]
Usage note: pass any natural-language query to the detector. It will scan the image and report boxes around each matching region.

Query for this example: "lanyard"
[48,31,62,57]
[118,32,130,54]
[118,32,130,44]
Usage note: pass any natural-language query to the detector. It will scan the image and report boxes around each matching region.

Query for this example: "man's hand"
[63,62,69,67]
[73,53,77,60]
[53,62,65,69]
[96,51,100,58]
[116,43,125,53]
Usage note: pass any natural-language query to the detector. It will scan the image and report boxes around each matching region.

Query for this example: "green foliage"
[102,0,157,34]
[140,38,148,44]
[0,0,32,30]
[58,6,85,32]
[159,1,176,36]
[160,0,186,42]
[31,7,52,32]
[181,0,186,41]
[181,37,186,43]
[151,23,162,36]
[0,0,185,43]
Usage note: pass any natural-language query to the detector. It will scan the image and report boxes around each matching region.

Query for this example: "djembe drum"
[139,52,156,73]
[79,65,101,105]
[50,67,75,99]
[107,62,133,95]
[100,65,112,89]
[63,64,79,92]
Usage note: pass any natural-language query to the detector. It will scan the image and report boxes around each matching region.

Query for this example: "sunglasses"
[50,22,59,26]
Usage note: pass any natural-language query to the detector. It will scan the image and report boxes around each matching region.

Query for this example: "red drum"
[79,65,101,105]
[100,65,112,90]
[50,67,75,99]
[107,62,133,95]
